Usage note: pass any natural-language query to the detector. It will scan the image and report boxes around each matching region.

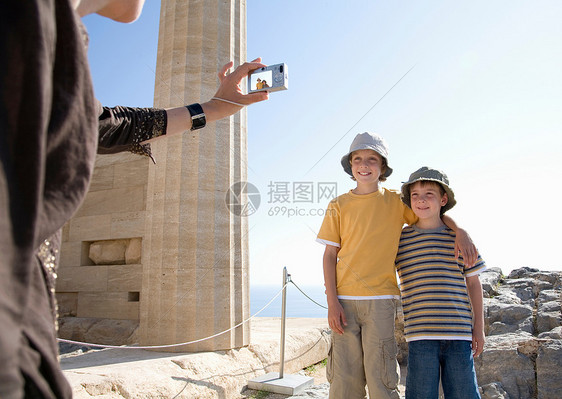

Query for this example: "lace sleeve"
[97,105,167,162]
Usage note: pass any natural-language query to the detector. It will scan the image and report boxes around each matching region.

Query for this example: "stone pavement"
[61,317,330,398]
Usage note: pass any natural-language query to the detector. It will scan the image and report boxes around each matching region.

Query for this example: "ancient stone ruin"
[57,0,250,353]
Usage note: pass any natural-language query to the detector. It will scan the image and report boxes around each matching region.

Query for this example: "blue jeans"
[406,340,480,399]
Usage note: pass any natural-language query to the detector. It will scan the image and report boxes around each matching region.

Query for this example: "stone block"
[75,185,146,218]
[94,151,140,168]
[56,266,108,292]
[68,214,111,242]
[56,293,78,317]
[59,241,83,268]
[107,264,142,292]
[89,239,129,265]
[113,159,149,188]
[89,164,114,192]
[77,292,139,320]
[110,211,146,239]
[61,222,70,241]
[80,241,95,266]
[125,238,142,264]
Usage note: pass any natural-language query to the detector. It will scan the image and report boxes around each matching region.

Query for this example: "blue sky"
[83,1,562,286]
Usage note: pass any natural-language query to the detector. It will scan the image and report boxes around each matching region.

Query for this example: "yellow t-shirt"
[317,188,417,297]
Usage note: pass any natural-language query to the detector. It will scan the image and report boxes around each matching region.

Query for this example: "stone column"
[139,0,249,352]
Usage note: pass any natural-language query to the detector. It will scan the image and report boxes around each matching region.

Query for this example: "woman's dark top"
[0,1,166,397]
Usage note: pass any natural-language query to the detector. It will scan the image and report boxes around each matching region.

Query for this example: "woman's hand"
[202,58,269,122]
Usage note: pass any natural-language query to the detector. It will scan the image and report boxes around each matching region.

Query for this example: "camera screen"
[250,70,273,90]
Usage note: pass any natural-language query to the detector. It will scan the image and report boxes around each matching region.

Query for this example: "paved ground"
[60,318,330,398]
[239,359,328,399]
[239,361,408,399]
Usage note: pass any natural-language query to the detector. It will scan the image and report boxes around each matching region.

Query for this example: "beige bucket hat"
[340,132,392,177]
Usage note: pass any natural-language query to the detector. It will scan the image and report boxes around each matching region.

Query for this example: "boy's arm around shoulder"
[466,274,485,357]
[323,244,347,335]
[441,214,477,266]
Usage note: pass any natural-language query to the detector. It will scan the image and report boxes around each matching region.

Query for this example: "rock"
[537,300,561,334]
[61,318,330,399]
[480,382,510,399]
[538,326,562,339]
[536,339,562,399]
[287,382,330,398]
[59,317,138,346]
[537,289,559,303]
[508,268,561,289]
[473,267,562,399]
[485,301,534,335]
[508,267,540,279]
[501,279,537,303]
[58,267,561,398]
[480,267,503,298]
[492,290,524,305]
[474,333,536,399]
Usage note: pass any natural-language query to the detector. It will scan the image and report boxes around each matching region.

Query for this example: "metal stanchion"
[279,266,289,379]
[247,267,314,395]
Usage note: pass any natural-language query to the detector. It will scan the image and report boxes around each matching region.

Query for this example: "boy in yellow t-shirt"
[317,132,476,399]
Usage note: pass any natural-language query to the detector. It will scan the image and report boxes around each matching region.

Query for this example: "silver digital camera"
[248,63,288,93]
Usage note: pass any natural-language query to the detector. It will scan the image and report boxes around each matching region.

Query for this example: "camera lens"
[280,65,284,73]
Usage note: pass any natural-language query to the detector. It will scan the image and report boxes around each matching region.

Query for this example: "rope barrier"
[58,277,329,350]
[58,282,289,350]
[290,280,328,310]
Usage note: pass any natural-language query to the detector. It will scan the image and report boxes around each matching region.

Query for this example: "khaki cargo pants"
[327,299,400,399]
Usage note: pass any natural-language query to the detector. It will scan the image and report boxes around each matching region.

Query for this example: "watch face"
[191,115,206,130]
[186,104,206,130]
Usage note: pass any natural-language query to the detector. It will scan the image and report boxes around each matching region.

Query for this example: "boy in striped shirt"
[395,167,485,399]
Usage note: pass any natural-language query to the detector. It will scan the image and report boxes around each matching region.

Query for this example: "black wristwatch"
[185,103,206,131]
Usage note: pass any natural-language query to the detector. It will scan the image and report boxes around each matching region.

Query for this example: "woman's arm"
[156,59,269,138]
[98,60,269,157]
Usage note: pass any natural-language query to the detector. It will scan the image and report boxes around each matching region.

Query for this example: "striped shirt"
[395,225,486,342]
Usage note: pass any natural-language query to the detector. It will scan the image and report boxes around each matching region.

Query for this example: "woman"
[0,1,268,397]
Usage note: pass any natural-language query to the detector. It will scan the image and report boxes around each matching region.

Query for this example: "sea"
[250,284,328,318]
